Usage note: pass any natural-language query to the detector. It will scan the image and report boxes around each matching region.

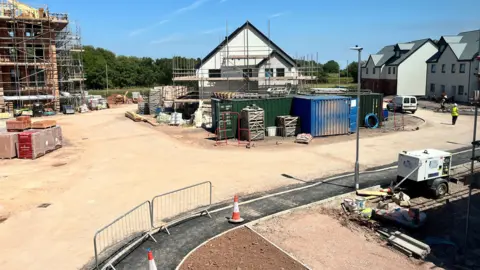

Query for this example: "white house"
[426,30,480,103]
[361,39,438,96]
[194,21,299,95]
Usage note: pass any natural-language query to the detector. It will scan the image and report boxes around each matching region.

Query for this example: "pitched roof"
[369,45,395,67]
[427,30,480,62]
[196,21,296,69]
[255,51,294,68]
[386,39,432,66]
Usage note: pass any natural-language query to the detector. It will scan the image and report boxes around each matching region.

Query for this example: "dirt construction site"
[1,105,480,270]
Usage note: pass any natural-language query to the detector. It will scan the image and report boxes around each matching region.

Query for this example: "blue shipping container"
[350,98,358,133]
[292,95,352,137]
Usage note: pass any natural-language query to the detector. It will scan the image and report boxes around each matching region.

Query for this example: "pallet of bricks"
[277,115,300,137]
[240,105,265,141]
[0,116,63,160]
[161,86,188,109]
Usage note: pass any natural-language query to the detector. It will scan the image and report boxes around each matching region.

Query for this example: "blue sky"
[28,0,479,67]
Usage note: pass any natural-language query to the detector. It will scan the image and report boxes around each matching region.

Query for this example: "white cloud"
[129,20,169,37]
[269,12,288,19]
[201,27,225,35]
[151,34,183,45]
[173,0,209,15]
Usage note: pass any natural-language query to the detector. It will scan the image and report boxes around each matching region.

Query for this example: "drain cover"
[38,203,51,208]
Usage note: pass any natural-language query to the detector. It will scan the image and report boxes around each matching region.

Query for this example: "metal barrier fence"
[93,201,155,269]
[151,181,212,234]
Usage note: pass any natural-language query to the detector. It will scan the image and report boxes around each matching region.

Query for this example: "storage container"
[324,93,383,127]
[292,96,351,137]
[211,97,293,139]
[350,98,358,133]
[0,132,18,158]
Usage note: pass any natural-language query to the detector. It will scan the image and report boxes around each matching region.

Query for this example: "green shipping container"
[211,97,293,138]
[324,93,383,127]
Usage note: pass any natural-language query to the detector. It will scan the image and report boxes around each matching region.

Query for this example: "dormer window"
[395,51,400,57]
[440,45,445,51]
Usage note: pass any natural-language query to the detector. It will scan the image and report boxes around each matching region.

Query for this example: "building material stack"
[0,88,4,112]
[0,132,18,159]
[160,86,188,108]
[17,130,46,159]
[6,116,32,131]
[240,105,265,141]
[277,115,300,137]
[149,88,161,115]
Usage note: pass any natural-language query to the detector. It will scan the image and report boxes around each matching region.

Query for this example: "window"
[452,85,456,94]
[10,68,18,87]
[393,67,396,75]
[36,69,45,87]
[265,68,273,78]
[441,85,446,93]
[431,64,436,73]
[460,63,465,73]
[458,85,464,95]
[388,67,391,74]
[451,64,456,73]
[430,83,435,93]
[366,68,369,74]
[208,69,221,78]
[410,98,416,104]
[276,68,285,77]
[403,97,409,103]
[440,45,445,51]
[242,68,253,78]
[373,68,376,74]
[441,64,446,73]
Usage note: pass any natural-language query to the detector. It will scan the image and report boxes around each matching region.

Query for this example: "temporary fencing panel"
[292,95,351,137]
[350,98,358,133]
[93,201,152,269]
[151,181,212,234]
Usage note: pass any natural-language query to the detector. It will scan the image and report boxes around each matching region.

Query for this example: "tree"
[323,60,340,73]
[347,61,360,83]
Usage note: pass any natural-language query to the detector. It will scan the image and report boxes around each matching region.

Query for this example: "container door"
[350,98,358,133]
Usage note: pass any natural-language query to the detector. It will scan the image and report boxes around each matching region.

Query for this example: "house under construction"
[0,0,85,112]
[172,21,321,99]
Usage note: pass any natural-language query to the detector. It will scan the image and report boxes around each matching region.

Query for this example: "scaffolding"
[172,22,322,99]
[0,0,84,112]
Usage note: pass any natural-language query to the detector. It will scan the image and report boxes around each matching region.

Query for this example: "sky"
[27,0,480,68]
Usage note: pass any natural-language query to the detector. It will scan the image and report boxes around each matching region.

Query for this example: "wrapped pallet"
[51,126,63,149]
[0,132,18,159]
[17,130,46,159]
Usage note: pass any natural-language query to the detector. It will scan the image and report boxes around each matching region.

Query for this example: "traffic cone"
[147,249,157,270]
[228,195,244,224]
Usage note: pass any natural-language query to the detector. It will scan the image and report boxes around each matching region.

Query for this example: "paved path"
[112,147,474,270]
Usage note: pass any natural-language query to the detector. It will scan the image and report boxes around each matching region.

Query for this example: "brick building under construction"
[0,0,84,112]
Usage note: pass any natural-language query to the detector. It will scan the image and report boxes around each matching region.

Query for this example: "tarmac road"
[107,146,476,270]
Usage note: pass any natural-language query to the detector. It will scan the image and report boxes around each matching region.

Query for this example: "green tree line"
[82,46,359,89]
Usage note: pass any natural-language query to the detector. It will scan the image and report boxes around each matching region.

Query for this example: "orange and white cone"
[228,195,244,224]
[147,249,157,270]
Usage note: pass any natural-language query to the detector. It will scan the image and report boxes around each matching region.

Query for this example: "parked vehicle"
[387,95,417,114]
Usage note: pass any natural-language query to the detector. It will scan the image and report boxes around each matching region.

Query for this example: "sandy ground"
[180,227,306,270]
[253,207,431,270]
[0,105,478,270]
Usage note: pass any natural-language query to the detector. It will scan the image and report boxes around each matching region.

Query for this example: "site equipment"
[392,149,453,198]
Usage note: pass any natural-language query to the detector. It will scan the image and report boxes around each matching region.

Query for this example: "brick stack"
[17,130,45,159]
[6,116,32,132]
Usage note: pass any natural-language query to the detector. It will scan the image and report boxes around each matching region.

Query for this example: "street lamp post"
[350,45,363,190]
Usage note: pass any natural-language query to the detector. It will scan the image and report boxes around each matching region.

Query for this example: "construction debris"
[387,231,431,259]
[125,111,159,126]
[295,133,313,144]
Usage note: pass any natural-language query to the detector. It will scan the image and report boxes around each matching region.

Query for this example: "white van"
[387,95,418,114]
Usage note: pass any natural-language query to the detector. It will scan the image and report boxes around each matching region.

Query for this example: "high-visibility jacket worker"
[451,104,459,125]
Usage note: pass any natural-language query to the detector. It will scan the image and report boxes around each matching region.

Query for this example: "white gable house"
[194,21,299,96]
[361,39,438,96]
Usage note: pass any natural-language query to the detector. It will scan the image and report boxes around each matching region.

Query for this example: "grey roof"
[367,39,433,67]
[370,45,395,67]
[385,39,431,66]
[427,30,480,62]
[456,30,480,60]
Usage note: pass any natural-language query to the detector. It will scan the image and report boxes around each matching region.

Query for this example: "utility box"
[397,149,452,182]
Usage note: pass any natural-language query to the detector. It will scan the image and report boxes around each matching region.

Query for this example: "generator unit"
[396,149,452,198]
